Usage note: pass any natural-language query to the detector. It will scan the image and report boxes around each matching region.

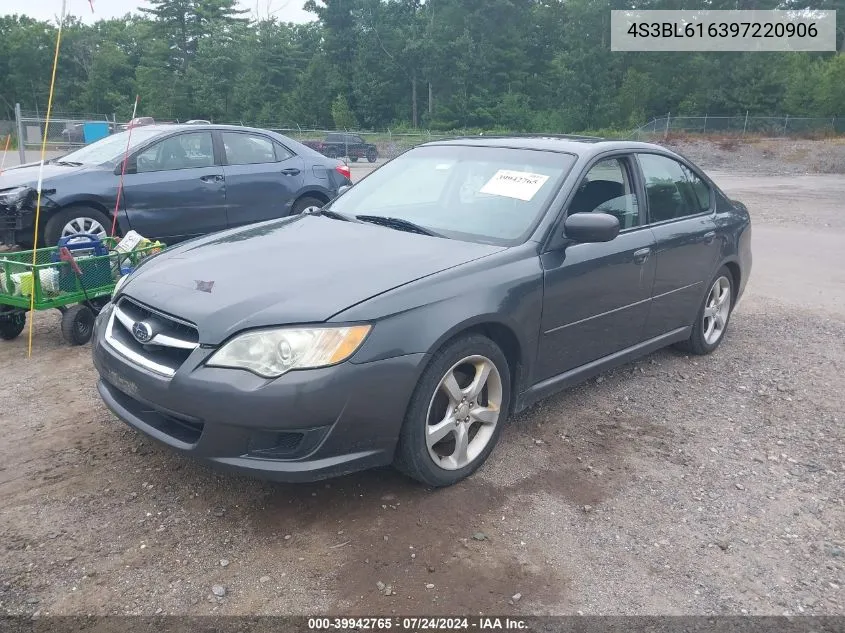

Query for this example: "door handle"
[280,168,301,176]
[703,231,716,244]
[633,248,651,265]
[200,174,224,183]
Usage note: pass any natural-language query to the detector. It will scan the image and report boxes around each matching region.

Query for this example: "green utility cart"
[0,234,163,345]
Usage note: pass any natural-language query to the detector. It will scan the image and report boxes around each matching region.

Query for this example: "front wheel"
[675,267,734,355]
[394,334,511,487]
[44,206,112,247]
[61,304,95,346]
[366,148,378,163]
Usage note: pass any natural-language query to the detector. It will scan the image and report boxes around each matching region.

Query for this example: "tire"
[44,206,112,247]
[61,304,95,346]
[0,310,25,340]
[394,334,511,487]
[290,196,326,216]
[325,148,338,159]
[674,266,734,355]
[366,148,378,163]
[349,155,359,163]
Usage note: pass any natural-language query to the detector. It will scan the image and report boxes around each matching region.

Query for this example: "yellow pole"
[27,2,66,358]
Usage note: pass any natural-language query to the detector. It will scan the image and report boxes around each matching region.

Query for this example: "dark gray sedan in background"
[0,124,351,246]
[92,136,751,487]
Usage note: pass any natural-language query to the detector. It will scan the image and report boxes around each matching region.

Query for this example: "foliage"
[0,0,842,130]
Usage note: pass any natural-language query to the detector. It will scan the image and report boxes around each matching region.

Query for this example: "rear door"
[536,154,656,381]
[121,130,227,242]
[634,152,721,338]
[218,130,304,227]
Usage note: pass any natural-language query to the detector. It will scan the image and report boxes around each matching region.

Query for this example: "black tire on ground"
[349,155,359,162]
[44,206,112,247]
[0,310,25,340]
[61,304,95,346]
[290,196,326,216]
[367,148,378,163]
[394,334,511,487]
[325,148,338,159]
[674,265,734,356]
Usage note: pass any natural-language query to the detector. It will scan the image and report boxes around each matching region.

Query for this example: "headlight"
[207,325,372,378]
[0,186,32,209]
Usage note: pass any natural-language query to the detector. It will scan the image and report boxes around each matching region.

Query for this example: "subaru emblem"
[132,321,154,344]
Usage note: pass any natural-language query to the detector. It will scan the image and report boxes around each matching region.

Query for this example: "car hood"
[0,162,90,189]
[122,215,504,344]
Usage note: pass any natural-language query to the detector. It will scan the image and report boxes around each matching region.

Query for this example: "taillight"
[335,164,351,181]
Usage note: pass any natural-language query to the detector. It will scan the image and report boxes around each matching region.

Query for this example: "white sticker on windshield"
[479,170,550,201]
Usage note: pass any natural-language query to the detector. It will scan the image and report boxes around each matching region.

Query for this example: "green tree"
[331,93,358,129]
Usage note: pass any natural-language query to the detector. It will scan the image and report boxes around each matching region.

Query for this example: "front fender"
[334,247,544,390]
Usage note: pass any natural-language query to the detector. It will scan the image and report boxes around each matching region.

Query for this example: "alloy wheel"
[62,217,107,240]
[703,276,732,345]
[425,355,503,471]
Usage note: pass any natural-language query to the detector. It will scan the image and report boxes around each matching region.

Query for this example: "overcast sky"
[3,0,315,25]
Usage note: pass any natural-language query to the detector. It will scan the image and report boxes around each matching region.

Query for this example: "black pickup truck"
[301,133,379,162]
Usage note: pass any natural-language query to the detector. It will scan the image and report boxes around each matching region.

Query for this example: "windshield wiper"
[53,160,83,167]
[304,207,360,222]
[355,215,443,238]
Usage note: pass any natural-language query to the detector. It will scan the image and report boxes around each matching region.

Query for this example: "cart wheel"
[61,305,95,346]
[0,310,25,341]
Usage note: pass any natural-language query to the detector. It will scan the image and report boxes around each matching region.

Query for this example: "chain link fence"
[10,104,843,166]
[632,113,843,139]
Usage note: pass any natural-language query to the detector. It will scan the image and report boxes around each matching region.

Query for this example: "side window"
[135,132,214,173]
[274,143,294,161]
[221,132,277,165]
[680,163,711,212]
[568,157,640,229]
[638,153,709,223]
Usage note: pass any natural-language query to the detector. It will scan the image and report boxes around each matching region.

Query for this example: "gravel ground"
[1,139,843,616]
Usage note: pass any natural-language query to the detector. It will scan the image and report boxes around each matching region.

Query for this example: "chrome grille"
[105,296,199,376]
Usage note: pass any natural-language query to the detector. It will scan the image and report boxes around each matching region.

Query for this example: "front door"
[218,131,304,227]
[536,155,656,381]
[122,131,227,242]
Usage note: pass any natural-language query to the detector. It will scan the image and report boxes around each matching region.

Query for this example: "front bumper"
[92,305,427,482]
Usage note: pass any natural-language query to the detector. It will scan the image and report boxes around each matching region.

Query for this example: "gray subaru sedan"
[92,137,752,487]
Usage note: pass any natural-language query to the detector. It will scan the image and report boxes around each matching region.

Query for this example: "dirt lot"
[1,139,843,616]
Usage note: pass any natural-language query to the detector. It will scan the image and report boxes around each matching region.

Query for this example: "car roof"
[134,123,282,134]
[422,135,670,158]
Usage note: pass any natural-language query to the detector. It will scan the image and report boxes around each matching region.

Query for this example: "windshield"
[329,145,576,245]
[58,128,163,165]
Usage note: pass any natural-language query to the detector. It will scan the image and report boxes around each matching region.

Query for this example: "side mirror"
[337,185,351,196]
[563,212,620,243]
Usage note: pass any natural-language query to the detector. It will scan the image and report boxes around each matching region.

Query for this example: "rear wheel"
[291,196,325,216]
[0,308,25,340]
[394,334,510,487]
[675,266,733,355]
[61,304,95,345]
[325,148,338,159]
[349,155,359,163]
